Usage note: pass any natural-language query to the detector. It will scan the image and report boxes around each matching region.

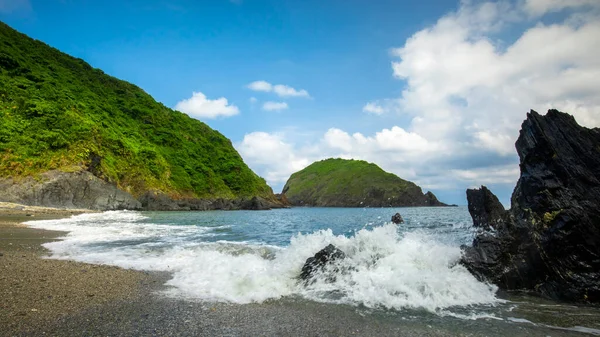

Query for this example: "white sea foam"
[25,211,500,313]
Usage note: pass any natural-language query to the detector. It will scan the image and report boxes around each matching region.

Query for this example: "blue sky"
[2,0,599,205]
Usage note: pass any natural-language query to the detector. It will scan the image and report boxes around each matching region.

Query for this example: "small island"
[281,158,448,207]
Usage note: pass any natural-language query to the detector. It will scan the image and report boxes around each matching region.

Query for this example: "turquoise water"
[26,207,600,335]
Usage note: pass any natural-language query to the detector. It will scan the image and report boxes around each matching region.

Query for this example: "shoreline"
[1,203,597,336]
[0,203,160,336]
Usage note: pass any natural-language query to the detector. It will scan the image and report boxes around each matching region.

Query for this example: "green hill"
[0,22,275,209]
[282,158,446,207]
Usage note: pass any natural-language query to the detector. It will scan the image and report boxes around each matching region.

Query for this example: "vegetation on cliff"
[0,22,272,200]
[282,158,446,207]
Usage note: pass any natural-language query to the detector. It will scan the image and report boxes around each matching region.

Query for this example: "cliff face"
[0,22,281,210]
[462,109,600,303]
[0,171,141,210]
[282,158,447,207]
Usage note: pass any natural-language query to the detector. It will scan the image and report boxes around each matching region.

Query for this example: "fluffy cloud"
[237,126,453,191]
[174,92,239,119]
[238,1,599,204]
[236,132,311,184]
[262,101,289,111]
[247,80,310,98]
[247,81,272,92]
[362,102,385,115]
[390,0,600,156]
[273,84,310,98]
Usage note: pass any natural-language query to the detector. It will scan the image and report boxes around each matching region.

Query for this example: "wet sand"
[0,203,595,336]
[0,204,158,336]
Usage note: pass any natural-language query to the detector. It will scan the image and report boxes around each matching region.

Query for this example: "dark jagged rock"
[391,213,404,224]
[300,244,346,282]
[462,109,600,303]
[466,186,506,230]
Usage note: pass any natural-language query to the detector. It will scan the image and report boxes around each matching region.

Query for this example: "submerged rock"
[300,244,346,283]
[462,109,600,303]
[391,213,404,224]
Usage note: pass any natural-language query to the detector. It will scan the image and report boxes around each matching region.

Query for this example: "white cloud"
[262,101,289,111]
[237,126,452,192]
[236,132,311,184]
[324,128,353,152]
[239,1,600,204]
[273,84,310,98]
[246,80,310,98]
[249,97,258,104]
[363,102,386,115]
[452,165,521,186]
[247,81,272,92]
[174,92,239,119]
[388,0,600,156]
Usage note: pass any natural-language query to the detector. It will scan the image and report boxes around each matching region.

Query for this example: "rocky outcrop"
[424,191,447,206]
[391,213,404,224]
[0,170,141,210]
[138,191,283,211]
[461,109,600,303]
[300,244,346,283]
[466,186,506,230]
[274,193,291,207]
[0,171,286,211]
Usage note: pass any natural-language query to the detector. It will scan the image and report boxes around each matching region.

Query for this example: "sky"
[1,0,599,206]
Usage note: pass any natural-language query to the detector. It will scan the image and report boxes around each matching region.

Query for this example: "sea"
[25,206,600,336]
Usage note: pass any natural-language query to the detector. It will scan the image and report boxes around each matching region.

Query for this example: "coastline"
[0,203,158,336]
[0,205,450,337]
[1,203,596,336]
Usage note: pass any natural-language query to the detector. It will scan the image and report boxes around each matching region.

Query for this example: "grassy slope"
[0,22,272,199]
[282,158,427,206]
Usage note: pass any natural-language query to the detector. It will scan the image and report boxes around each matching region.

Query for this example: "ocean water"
[25,207,600,335]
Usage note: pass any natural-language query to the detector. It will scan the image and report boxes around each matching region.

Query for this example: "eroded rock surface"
[462,109,600,303]
[0,170,141,210]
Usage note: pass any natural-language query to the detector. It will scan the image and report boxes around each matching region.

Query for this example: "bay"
[26,207,600,336]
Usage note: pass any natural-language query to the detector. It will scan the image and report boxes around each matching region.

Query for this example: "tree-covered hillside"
[282,158,446,207]
[0,22,272,199]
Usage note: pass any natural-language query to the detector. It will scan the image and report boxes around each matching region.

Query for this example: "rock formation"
[391,213,404,224]
[466,186,506,230]
[300,244,346,283]
[462,109,600,303]
[0,170,141,210]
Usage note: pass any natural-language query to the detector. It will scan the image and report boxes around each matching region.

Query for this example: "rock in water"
[461,109,600,303]
[300,244,346,282]
[391,213,404,224]
[466,186,505,230]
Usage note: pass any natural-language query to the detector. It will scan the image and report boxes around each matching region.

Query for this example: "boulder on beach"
[300,244,346,283]
[461,109,600,303]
